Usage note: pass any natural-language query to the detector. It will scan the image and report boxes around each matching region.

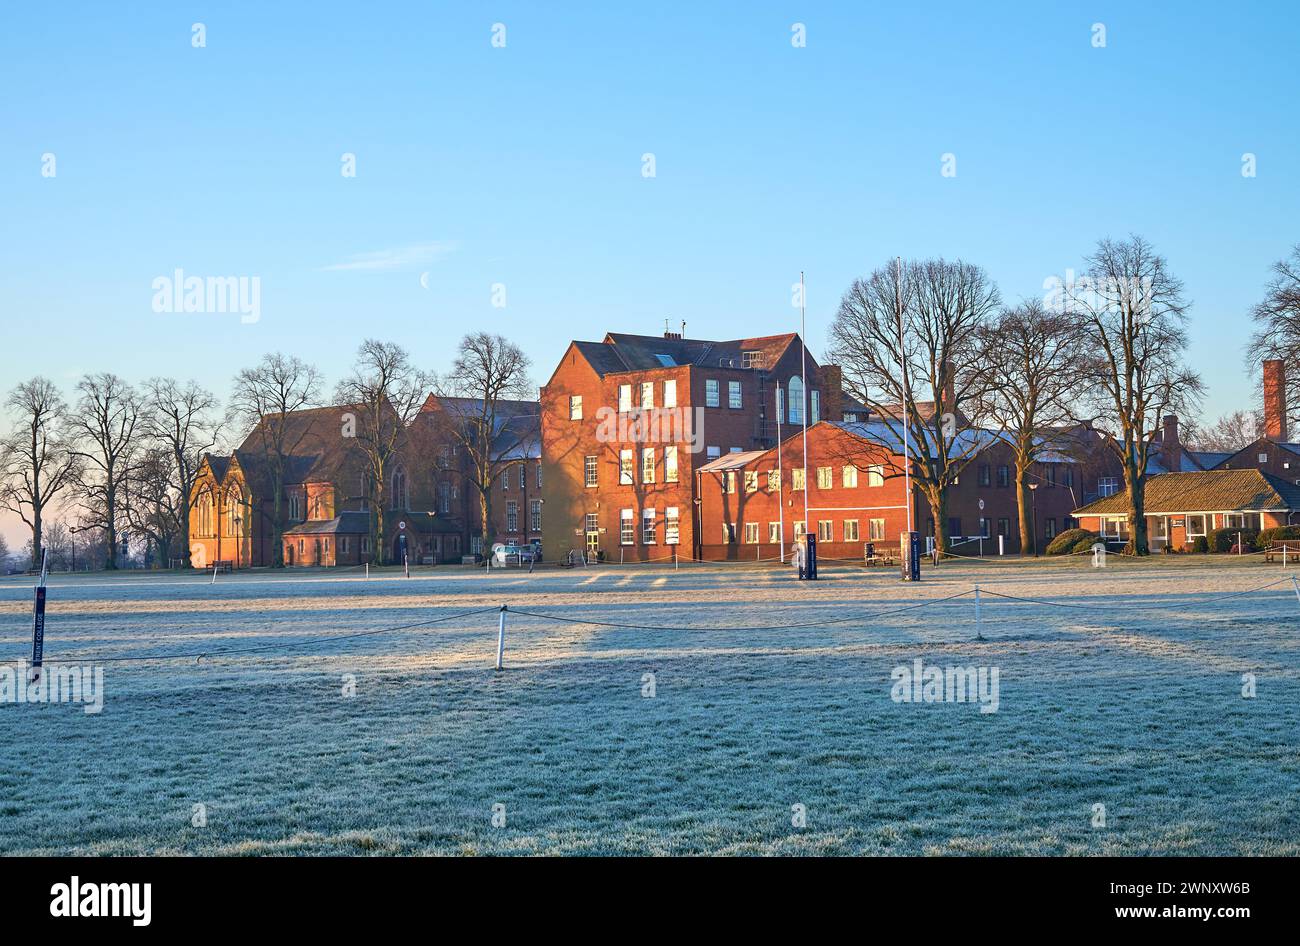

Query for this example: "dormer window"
[741,351,762,369]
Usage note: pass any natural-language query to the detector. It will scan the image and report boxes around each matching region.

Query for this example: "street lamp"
[69,526,82,572]
[1027,483,1039,556]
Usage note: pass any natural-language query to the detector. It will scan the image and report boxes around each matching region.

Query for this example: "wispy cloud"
[322,241,459,272]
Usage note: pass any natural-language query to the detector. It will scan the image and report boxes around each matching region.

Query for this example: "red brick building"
[539,330,841,562]
[694,420,1089,560]
[190,396,542,568]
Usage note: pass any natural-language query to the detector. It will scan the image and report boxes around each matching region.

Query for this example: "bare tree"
[973,299,1087,554]
[0,378,79,569]
[138,377,220,567]
[334,340,432,565]
[435,333,534,555]
[830,257,1001,553]
[228,354,322,568]
[1068,235,1204,554]
[123,447,184,567]
[1183,409,1261,454]
[67,373,141,569]
[1247,245,1300,429]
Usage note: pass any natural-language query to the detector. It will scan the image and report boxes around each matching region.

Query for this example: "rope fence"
[13,574,1298,671]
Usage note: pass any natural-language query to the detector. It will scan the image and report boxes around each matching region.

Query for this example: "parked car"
[490,542,542,566]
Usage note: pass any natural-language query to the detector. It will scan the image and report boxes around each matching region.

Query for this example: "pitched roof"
[573,332,803,376]
[696,450,769,473]
[1073,469,1300,516]
[283,511,372,535]
[415,395,540,461]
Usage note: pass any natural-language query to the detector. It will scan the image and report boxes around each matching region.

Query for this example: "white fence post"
[495,605,508,671]
[975,583,983,640]
[998,535,1004,556]
[211,563,218,585]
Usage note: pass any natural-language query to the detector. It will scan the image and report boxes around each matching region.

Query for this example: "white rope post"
[365,562,369,580]
[673,548,678,571]
[1285,546,1289,568]
[404,552,409,579]
[975,583,983,641]
[211,563,218,585]
[495,605,508,671]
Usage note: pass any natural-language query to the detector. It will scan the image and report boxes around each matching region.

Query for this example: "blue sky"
[2,1,1298,544]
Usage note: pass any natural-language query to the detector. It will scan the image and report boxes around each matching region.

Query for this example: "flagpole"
[897,256,913,534]
[776,386,785,562]
[800,271,810,539]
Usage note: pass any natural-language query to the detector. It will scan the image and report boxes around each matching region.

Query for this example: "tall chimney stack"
[1264,359,1288,441]
[1161,415,1181,472]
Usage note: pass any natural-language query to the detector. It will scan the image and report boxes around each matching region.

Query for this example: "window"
[978,464,991,487]
[620,449,634,485]
[1062,466,1074,488]
[730,446,743,453]
[340,536,349,555]
[788,377,804,424]
[642,508,657,544]
[997,518,1009,537]
[585,455,599,487]
[844,519,860,541]
[1259,453,1269,464]
[744,470,758,493]
[298,539,305,556]
[842,466,858,488]
[767,469,781,491]
[438,481,451,513]
[520,465,527,489]
[569,395,583,420]
[531,500,542,532]
[705,379,720,408]
[1101,516,1130,540]
[620,509,635,544]
[506,501,518,532]
[289,492,302,521]
[816,466,833,489]
[742,351,762,368]
[794,521,806,537]
[870,518,886,541]
[769,522,780,544]
[1045,464,1057,487]
[723,522,737,544]
[1045,517,1057,539]
[501,469,510,491]
[665,507,680,545]
[728,380,742,409]
[197,492,213,535]
[1098,477,1120,497]
[979,517,990,538]
[618,384,632,413]
[792,468,805,491]
[996,465,1010,488]
[642,447,655,484]
[537,463,543,489]
[665,446,679,483]
[707,446,721,460]
[469,535,480,554]
[868,464,884,487]
[744,522,760,544]
[1186,514,1208,537]
[948,517,962,539]
[663,379,677,408]
[640,382,654,410]
[585,512,598,534]
[724,471,737,494]
[818,520,833,542]
[811,390,820,423]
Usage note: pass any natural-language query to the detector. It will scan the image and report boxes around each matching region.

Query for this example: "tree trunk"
[924,484,948,560]
[1015,463,1032,555]
[271,485,285,567]
[32,506,43,571]
[374,476,387,566]
[1127,461,1149,555]
[479,486,492,557]
[104,485,118,569]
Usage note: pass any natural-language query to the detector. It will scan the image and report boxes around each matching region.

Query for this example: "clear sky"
[2,1,1298,549]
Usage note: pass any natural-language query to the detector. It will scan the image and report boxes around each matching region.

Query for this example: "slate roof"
[282,511,373,535]
[696,450,769,473]
[574,332,803,377]
[1073,469,1300,516]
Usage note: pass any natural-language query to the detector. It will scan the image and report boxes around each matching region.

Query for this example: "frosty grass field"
[1,555,1298,856]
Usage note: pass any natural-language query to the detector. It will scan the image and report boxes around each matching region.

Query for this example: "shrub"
[1257,525,1300,547]
[1072,535,1104,554]
[1191,535,1210,554]
[1207,527,1259,552]
[1046,528,1096,556]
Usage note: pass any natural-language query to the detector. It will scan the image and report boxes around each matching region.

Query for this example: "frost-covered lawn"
[1,556,1297,855]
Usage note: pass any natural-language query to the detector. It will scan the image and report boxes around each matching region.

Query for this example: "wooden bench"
[213,560,234,574]
[1264,544,1300,563]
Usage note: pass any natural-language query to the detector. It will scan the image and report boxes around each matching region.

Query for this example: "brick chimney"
[1161,415,1181,472]
[1263,359,1288,441]
[821,364,843,422]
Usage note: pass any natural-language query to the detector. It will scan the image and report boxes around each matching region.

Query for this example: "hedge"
[1257,525,1300,547]
[1207,527,1260,552]
[1045,528,1096,556]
